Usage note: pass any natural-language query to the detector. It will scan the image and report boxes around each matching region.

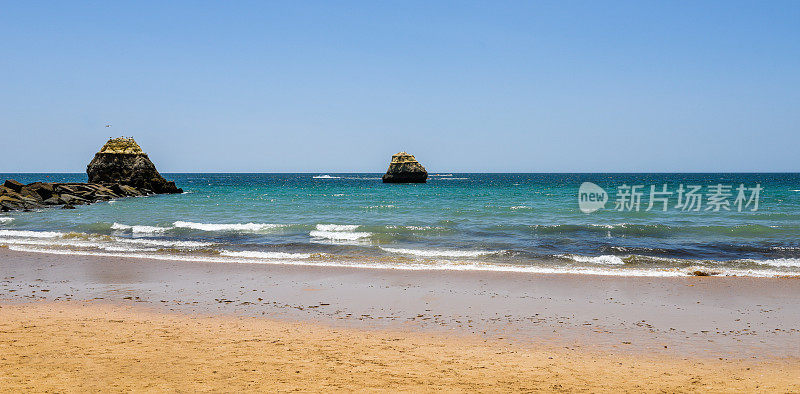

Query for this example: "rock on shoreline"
[1,137,182,212]
[382,152,428,183]
[0,181,146,211]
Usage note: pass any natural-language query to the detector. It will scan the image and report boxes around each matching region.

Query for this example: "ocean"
[2,173,799,277]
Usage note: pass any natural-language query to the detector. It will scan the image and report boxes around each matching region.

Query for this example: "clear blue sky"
[1,1,798,172]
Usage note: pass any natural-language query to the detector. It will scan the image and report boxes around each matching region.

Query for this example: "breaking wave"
[316,224,359,232]
[310,230,372,241]
[558,254,626,265]
[310,224,372,241]
[745,258,800,268]
[173,221,284,232]
[0,229,63,238]
[111,223,170,234]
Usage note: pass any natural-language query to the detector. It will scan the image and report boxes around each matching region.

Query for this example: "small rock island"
[0,137,182,212]
[382,152,428,183]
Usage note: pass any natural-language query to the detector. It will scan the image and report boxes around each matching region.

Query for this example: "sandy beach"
[2,302,799,392]
[1,248,800,391]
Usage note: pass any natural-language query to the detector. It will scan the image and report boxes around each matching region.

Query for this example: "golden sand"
[1,302,798,392]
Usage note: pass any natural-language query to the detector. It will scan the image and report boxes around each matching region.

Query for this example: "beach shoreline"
[2,248,800,391]
[2,248,799,358]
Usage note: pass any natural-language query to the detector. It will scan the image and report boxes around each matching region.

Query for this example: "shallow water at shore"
[2,173,800,277]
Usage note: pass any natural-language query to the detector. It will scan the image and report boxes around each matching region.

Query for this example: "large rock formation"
[382,152,428,183]
[87,137,182,194]
[0,137,183,212]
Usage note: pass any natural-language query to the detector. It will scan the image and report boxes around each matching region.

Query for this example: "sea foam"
[0,228,211,252]
[220,250,312,259]
[381,247,498,258]
[117,238,213,248]
[559,254,626,265]
[0,230,63,238]
[316,224,359,232]
[5,244,795,278]
[748,258,800,268]
[0,245,700,277]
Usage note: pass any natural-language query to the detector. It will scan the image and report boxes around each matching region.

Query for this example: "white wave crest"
[0,230,63,238]
[220,250,312,259]
[111,223,170,234]
[560,254,626,265]
[748,258,800,268]
[0,217,14,224]
[310,230,371,241]
[173,221,283,232]
[313,175,340,179]
[381,247,498,258]
[310,224,371,241]
[316,224,359,232]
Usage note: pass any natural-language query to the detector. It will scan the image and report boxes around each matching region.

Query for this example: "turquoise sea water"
[2,173,800,277]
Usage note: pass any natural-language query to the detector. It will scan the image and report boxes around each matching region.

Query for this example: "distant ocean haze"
[1,173,799,277]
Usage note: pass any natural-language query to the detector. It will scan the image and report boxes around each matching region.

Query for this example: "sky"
[1,1,798,173]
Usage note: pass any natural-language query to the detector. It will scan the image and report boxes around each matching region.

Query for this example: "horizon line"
[2,171,799,175]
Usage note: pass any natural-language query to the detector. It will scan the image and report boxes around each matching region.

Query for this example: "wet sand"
[1,248,800,390]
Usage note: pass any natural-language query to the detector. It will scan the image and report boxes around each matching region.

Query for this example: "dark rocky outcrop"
[0,181,150,212]
[3,179,24,193]
[0,137,183,212]
[87,137,182,194]
[382,152,428,183]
